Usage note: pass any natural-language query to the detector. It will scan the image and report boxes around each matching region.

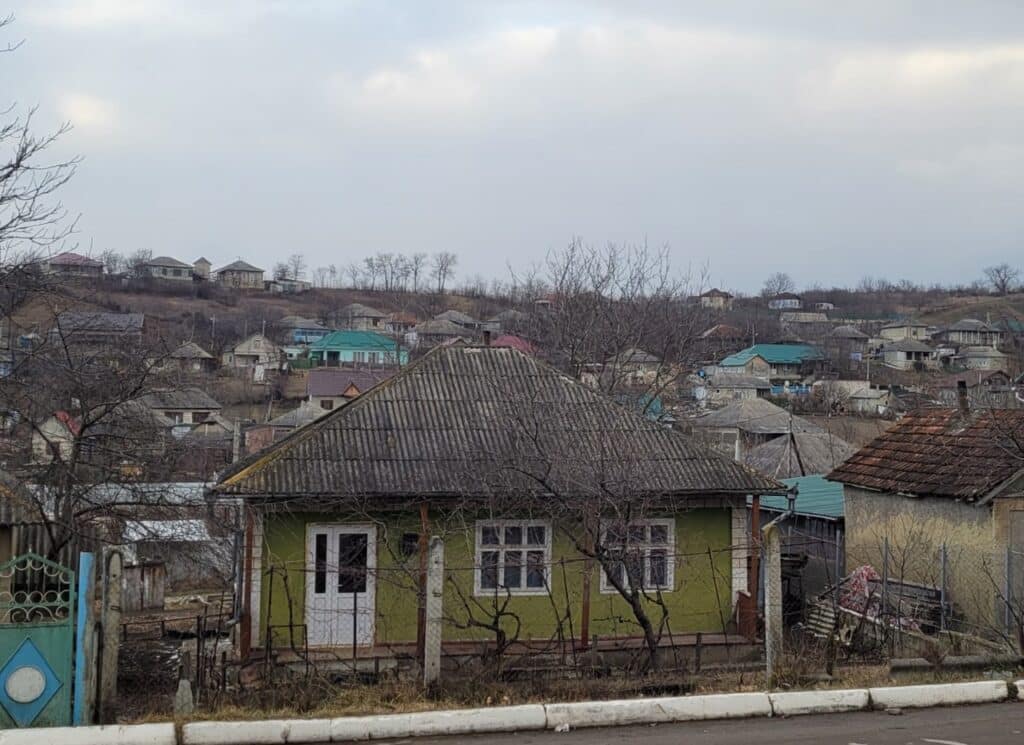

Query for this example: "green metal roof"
[759,474,844,520]
[719,344,824,367]
[309,330,398,353]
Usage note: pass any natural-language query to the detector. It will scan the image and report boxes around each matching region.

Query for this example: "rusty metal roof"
[213,346,785,501]
[827,408,1024,501]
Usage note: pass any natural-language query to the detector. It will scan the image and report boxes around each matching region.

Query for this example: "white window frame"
[599,518,675,594]
[474,520,552,597]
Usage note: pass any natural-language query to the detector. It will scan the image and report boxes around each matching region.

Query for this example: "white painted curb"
[1016,680,1024,701]
[14,679,1017,744]
[545,692,771,730]
[769,689,869,717]
[183,719,292,745]
[869,680,1008,710]
[0,723,176,745]
[331,705,547,741]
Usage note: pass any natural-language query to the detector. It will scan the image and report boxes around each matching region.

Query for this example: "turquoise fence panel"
[0,553,76,728]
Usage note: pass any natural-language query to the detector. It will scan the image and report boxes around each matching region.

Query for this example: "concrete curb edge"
[1,680,1016,744]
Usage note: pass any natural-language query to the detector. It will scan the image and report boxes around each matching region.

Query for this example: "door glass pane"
[628,525,646,544]
[314,533,327,594]
[526,550,546,588]
[526,526,545,546]
[481,526,500,545]
[504,526,522,546]
[338,533,368,593]
[481,550,499,589]
[648,549,668,588]
[504,550,523,588]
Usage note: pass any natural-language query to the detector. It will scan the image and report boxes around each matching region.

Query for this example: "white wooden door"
[305,524,376,647]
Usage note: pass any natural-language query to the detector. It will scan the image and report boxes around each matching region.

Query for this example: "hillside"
[913,292,1024,326]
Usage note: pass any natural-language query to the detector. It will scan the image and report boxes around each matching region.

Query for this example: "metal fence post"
[939,543,947,633]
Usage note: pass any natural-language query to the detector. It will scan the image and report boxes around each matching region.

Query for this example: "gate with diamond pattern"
[0,553,76,728]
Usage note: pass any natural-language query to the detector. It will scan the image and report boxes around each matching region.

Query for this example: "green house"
[212,346,784,664]
[308,330,408,367]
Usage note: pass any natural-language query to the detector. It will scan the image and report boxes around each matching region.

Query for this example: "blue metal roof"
[719,344,824,367]
[759,474,844,520]
[309,330,399,353]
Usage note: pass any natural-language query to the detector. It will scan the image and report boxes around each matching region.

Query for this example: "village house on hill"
[215,260,264,289]
[42,252,103,279]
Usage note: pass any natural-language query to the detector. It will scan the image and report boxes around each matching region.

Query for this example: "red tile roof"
[491,334,536,355]
[827,408,1024,501]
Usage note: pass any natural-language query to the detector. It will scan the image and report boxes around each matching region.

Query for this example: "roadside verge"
[0,680,1016,745]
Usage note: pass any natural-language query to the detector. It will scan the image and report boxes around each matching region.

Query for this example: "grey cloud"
[6,1,1024,291]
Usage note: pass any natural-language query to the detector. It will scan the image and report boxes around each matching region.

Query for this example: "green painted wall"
[259,508,734,647]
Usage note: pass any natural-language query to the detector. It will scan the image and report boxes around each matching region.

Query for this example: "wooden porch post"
[416,502,430,666]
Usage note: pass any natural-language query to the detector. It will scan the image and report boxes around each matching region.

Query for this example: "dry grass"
[128,659,1010,724]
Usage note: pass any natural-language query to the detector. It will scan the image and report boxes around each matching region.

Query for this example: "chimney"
[483,330,491,346]
[956,380,969,415]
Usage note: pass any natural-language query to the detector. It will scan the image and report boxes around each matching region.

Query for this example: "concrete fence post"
[424,536,445,688]
[939,543,947,633]
[99,548,124,724]
[763,524,783,686]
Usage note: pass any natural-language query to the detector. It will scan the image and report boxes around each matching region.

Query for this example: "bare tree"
[273,262,289,281]
[98,249,122,275]
[431,251,458,294]
[762,271,795,298]
[409,252,428,292]
[287,253,307,281]
[344,262,362,289]
[126,248,152,278]
[521,238,711,415]
[984,263,1020,296]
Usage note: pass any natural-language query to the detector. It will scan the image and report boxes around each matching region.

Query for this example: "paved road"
[380,703,1024,745]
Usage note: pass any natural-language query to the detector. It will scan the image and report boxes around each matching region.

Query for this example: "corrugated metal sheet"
[759,475,845,519]
[213,346,786,500]
[828,408,1024,500]
[719,344,823,367]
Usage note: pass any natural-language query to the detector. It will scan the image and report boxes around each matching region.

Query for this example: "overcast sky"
[7,1,1024,293]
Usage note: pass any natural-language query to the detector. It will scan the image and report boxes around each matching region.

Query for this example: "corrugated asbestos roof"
[307,368,396,397]
[213,346,785,500]
[217,260,263,273]
[827,408,1024,500]
[692,399,824,435]
[743,432,857,480]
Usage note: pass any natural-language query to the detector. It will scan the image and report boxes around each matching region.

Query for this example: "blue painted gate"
[0,553,77,728]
